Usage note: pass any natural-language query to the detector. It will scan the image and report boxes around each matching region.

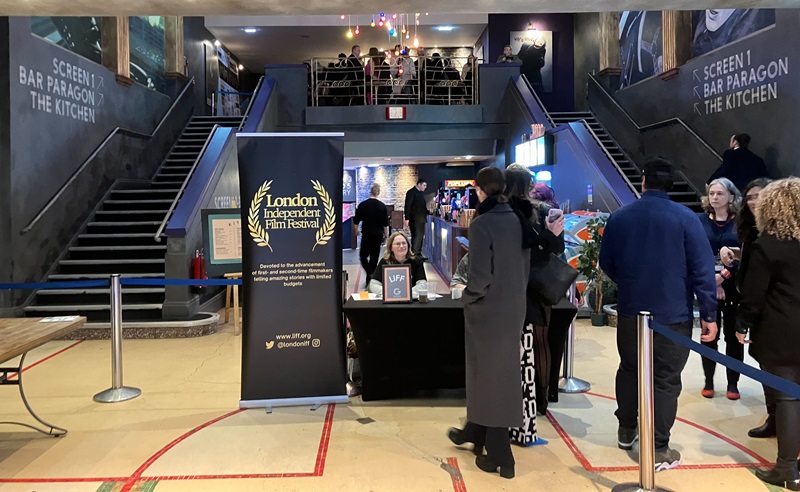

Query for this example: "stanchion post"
[93,275,142,403]
[559,282,591,393]
[612,311,670,492]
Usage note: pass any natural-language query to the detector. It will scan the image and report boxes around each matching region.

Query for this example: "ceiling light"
[464,155,473,159]
[367,164,380,168]
[213,40,221,47]
[238,64,244,70]
[435,26,456,32]
[243,28,258,33]
[384,158,391,161]
[454,157,463,160]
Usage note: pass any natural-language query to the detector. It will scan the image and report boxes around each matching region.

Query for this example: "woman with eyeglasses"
[697,178,743,400]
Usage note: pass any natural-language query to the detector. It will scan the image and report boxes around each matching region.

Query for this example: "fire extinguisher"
[192,249,207,294]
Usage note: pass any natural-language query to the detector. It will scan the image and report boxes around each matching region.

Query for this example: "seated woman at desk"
[368,231,427,295]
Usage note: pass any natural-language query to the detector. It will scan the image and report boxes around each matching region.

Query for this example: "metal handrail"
[238,76,265,131]
[577,119,641,198]
[588,74,722,161]
[520,75,555,128]
[153,124,220,242]
[22,77,196,234]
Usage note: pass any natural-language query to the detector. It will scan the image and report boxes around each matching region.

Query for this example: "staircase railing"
[587,74,717,198]
[154,124,220,242]
[238,76,265,131]
[576,120,641,199]
[22,78,196,235]
[514,75,555,128]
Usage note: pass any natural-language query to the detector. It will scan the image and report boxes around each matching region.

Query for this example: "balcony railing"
[309,54,480,107]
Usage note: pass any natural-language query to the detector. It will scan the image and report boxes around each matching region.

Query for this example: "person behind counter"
[367,231,427,296]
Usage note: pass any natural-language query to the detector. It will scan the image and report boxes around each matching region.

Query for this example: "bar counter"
[422,216,469,285]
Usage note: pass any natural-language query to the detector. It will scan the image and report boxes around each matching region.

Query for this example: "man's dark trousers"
[359,233,383,278]
[615,315,692,450]
[410,217,426,256]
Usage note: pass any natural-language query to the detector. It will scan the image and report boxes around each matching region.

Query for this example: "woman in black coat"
[447,167,530,479]
[720,178,773,435]
[736,178,800,491]
[504,164,565,429]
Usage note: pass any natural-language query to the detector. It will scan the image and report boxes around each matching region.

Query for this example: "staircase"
[549,112,702,211]
[25,116,243,323]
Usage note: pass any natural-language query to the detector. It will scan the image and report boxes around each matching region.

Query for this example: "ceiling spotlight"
[340,14,346,20]
[213,40,221,47]
[238,64,244,70]
[435,25,456,32]
[243,27,257,33]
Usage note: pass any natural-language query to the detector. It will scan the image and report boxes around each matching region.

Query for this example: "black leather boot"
[447,422,485,456]
[748,415,777,438]
[755,466,800,491]
[476,454,515,479]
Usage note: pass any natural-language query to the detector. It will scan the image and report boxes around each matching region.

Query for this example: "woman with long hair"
[721,178,775,436]
[504,164,565,431]
[697,177,743,399]
[736,178,800,491]
[367,231,426,295]
[447,167,530,479]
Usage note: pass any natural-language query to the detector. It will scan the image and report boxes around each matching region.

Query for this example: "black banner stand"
[237,133,348,410]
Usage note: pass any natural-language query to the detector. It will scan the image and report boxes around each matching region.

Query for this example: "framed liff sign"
[382,264,412,303]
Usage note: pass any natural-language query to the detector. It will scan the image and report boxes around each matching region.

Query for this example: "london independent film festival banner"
[237,133,347,407]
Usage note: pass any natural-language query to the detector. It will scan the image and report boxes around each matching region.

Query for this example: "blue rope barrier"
[120,278,242,286]
[0,280,109,290]
[651,320,800,400]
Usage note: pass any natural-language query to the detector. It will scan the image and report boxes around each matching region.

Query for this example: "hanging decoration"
[371,15,376,28]
[346,15,353,38]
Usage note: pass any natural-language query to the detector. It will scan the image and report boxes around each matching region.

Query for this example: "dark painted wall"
[611,10,797,180]
[0,17,11,312]
[573,13,601,111]
[2,17,184,311]
[184,16,214,116]
[487,13,575,112]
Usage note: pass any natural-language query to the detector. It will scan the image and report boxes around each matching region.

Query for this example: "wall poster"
[619,11,663,88]
[510,30,554,93]
[692,9,776,58]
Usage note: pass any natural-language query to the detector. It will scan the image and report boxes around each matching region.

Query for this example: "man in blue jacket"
[600,157,718,471]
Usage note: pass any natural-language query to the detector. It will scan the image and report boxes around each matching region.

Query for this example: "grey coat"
[462,202,530,428]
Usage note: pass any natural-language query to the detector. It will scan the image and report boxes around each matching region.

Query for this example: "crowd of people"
[311,44,477,106]
[351,131,799,489]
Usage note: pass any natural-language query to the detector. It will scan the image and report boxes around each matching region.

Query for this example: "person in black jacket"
[354,183,389,279]
[404,179,429,259]
[708,133,768,193]
[504,164,565,435]
[720,178,774,436]
[736,178,800,491]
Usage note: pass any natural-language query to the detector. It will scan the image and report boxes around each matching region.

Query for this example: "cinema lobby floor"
[0,262,781,491]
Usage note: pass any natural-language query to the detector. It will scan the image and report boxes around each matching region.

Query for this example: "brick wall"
[356,164,418,211]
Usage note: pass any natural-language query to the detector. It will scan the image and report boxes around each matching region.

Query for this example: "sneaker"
[654,447,682,472]
[618,427,638,450]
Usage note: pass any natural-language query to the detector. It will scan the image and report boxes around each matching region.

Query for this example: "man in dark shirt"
[404,179,429,259]
[600,157,719,471]
[708,133,768,192]
[354,183,389,278]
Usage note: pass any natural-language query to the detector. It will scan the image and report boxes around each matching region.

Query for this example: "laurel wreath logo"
[311,180,336,251]
[248,180,273,252]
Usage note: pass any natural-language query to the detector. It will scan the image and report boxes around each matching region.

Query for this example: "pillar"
[164,17,187,80]
[598,12,621,76]
[661,11,692,79]
[101,16,132,86]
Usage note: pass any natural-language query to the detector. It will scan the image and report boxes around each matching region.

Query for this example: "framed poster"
[382,264,412,303]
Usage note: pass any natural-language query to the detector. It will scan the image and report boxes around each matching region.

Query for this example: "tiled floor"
[0,249,783,491]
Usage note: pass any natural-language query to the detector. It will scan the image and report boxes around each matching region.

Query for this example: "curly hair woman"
[736,177,800,491]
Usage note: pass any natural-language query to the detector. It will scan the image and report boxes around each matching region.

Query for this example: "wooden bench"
[0,316,86,436]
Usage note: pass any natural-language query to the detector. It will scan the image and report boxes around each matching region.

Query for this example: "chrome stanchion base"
[558,376,591,393]
[346,381,362,397]
[93,386,142,403]
[612,484,672,492]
